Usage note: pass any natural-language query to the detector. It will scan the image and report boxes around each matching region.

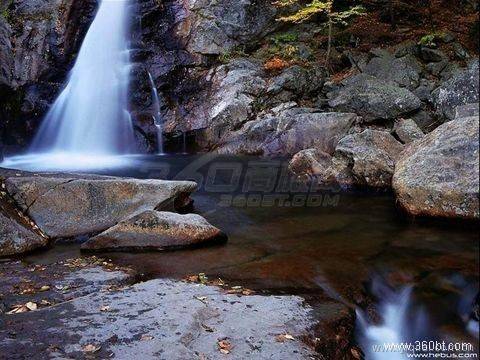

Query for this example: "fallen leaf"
[218,339,232,354]
[25,302,37,311]
[275,333,295,343]
[198,273,208,284]
[194,296,208,304]
[140,335,154,341]
[6,305,28,314]
[201,323,215,332]
[241,289,255,296]
[82,344,101,353]
[39,285,50,292]
[185,274,199,283]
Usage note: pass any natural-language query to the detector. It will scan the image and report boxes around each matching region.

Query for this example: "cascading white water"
[147,72,164,154]
[356,282,430,360]
[1,0,137,171]
[31,0,135,155]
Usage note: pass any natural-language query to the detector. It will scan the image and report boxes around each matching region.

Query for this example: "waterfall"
[30,0,135,156]
[356,281,430,360]
[147,72,164,155]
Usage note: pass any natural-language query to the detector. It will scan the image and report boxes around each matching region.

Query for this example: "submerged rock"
[4,174,197,238]
[327,74,422,121]
[393,115,479,219]
[0,212,48,256]
[288,149,354,188]
[335,129,405,188]
[82,211,227,252]
[432,60,479,120]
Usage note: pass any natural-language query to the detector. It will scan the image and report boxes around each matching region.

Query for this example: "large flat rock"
[393,115,479,219]
[2,172,197,238]
[82,211,227,252]
[0,278,319,359]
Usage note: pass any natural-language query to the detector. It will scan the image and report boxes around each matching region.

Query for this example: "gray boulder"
[0,212,48,256]
[177,59,267,148]
[4,175,197,238]
[432,60,479,120]
[335,129,405,188]
[418,47,448,63]
[267,65,326,97]
[176,0,277,55]
[288,149,355,187]
[82,211,227,252]
[393,116,479,219]
[328,74,422,122]
[216,108,357,157]
[393,118,424,144]
[364,52,423,89]
[455,103,479,118]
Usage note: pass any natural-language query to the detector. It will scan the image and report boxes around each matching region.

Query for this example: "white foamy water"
[356,282,431,360]
[147,72,164,155]
[1,0,137,171]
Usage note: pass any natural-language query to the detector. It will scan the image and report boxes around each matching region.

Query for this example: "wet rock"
[288,149,354,187]
[393,116,479,219]
[0,212,48,256]
[0,279,318,359]
[0,259,134,312]
[178,59,266,147]
[216,108,357,157]
[364,52,423,89]
[82,211,227,252]
[393,118,424,144]
[289,149,333,178]
[335,129,405,188]
[4,174,197,238]
[432,60,479,120]
[327,74,422,122]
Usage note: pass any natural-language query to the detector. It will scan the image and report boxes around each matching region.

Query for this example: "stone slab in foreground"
[82,211,227,252]
[393,115,479,219]
[0,279,318,359]
[2,172,197,238]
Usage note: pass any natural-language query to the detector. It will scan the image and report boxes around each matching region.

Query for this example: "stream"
[9,153,478,357]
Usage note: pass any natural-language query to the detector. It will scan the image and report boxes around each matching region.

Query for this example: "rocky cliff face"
[128,0,278,151]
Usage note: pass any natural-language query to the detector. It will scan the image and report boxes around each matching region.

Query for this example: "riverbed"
[5,153,477,356]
